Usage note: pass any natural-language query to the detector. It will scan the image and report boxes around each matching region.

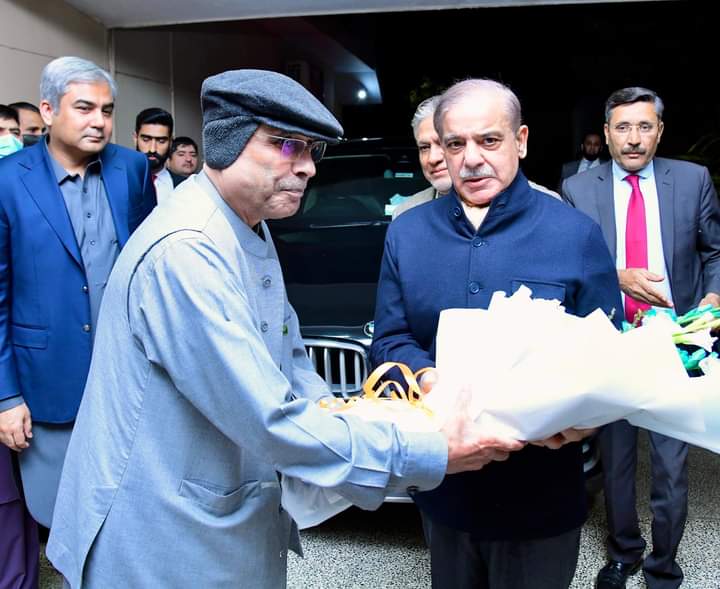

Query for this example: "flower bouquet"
[428,286,720,450]
[283,286,720,529]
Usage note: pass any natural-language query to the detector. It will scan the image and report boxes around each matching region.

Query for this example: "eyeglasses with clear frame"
[258,133,327,163]
[611,123,657,135]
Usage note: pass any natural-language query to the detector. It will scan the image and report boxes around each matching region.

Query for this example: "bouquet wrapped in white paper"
[429,286,719,450]
[282,286,720,528]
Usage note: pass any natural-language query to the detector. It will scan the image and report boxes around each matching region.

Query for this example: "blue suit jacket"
[0,139,155,422]
[370,171,623,539]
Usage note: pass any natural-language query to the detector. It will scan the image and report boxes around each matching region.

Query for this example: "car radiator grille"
[304,339,369,398]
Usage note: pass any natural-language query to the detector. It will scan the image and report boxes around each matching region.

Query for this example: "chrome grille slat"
[323,347,331,385]
[339,351,347,395]
[308,346,316,369]
[303,338,368,399]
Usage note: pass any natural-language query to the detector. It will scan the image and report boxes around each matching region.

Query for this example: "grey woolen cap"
[201,69,344,169]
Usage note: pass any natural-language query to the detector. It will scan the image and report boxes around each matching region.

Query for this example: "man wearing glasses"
[47,69,525,588]
[563,87,720,589]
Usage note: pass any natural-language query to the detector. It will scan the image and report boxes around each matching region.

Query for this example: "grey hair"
[604,87,664,122]
[40,56,117,111]
[434,79,522,138]
[411,95,442,137]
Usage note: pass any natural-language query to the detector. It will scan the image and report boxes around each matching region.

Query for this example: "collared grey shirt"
[50,155,120,338]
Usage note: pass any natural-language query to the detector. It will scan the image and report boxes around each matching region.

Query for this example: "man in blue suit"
[371,78,623,589]
[0,56,155,531]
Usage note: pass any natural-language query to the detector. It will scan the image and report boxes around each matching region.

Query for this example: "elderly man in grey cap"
[46,69,522,588]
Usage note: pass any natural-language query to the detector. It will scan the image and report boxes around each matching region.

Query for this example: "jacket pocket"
[511,279,566,303]
[11,324,48,349]
[179,478,270,516]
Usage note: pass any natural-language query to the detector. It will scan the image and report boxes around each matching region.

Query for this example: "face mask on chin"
[22,133,43,147]
[0,134,24,158]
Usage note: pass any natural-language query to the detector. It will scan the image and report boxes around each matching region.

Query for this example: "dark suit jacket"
[370,171,622,539]
[169,170,189,188]
[558,158,608,192]
[0,140,156,422]
[560,159,583,181]
[562,157,720,314]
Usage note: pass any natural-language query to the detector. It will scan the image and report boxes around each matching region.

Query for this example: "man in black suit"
[563,87,720,589]
[559,131,605,189]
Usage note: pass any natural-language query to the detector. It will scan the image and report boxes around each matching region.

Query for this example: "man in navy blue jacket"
[0,57,155,532]
[370,79,623,589]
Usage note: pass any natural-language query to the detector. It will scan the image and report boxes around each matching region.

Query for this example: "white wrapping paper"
[282,286,720,529]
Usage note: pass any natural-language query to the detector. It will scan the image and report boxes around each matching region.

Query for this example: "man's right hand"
[441,388,524,474]
[0,403,33,452]
[618,268,672,308]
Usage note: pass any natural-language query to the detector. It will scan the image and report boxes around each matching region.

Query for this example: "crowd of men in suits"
[1,55,718,589]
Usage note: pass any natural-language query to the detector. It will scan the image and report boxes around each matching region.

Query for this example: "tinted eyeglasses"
[259,133,327,163]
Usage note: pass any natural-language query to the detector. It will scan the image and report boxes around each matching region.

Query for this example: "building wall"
[112,29,173,147]
[0,0,107,105]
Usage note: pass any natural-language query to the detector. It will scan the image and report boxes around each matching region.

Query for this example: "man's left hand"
[530,427,597,450]
[699,292,720,308]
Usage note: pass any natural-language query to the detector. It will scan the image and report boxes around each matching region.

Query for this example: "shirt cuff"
[0,395,25,413]
[389,430,447,494]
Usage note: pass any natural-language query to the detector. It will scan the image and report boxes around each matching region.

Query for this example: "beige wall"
[112,28,284,153]
[112,29,172,148]
[0,0,106,105]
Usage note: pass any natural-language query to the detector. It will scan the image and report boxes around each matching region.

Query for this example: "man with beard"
[563,87,720,589]
[559,131,605,189]
[133,107,176,203]
[371,78,623,589]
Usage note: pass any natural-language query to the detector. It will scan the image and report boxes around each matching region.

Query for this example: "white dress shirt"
[578,158,601,174]
[153,167,174,204]
[612,160,673,309]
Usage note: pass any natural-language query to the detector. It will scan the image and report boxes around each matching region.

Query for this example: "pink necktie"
[624,174,651,323]
[151,173,158,184]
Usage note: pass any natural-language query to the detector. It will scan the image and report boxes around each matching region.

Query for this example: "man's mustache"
[277,182,307,192]
[621,147,647,155]
[459,164,496,180]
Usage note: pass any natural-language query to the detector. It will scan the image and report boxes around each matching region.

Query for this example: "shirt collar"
[195,170,266,247]
[445,169,532,233]
[612,159,654,182]
[47,141,102,185]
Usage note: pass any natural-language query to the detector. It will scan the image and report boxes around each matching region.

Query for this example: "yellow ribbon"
[318,362,434,415]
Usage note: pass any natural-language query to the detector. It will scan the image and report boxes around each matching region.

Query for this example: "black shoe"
[595,559,643,589]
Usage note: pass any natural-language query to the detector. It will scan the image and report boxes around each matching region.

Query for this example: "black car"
[268,138,427,397]
[267,138,602,497]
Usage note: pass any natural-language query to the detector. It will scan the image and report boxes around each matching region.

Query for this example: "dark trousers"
[600,420,688,589]
[0,447,39,589]
[422,513,581,589]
